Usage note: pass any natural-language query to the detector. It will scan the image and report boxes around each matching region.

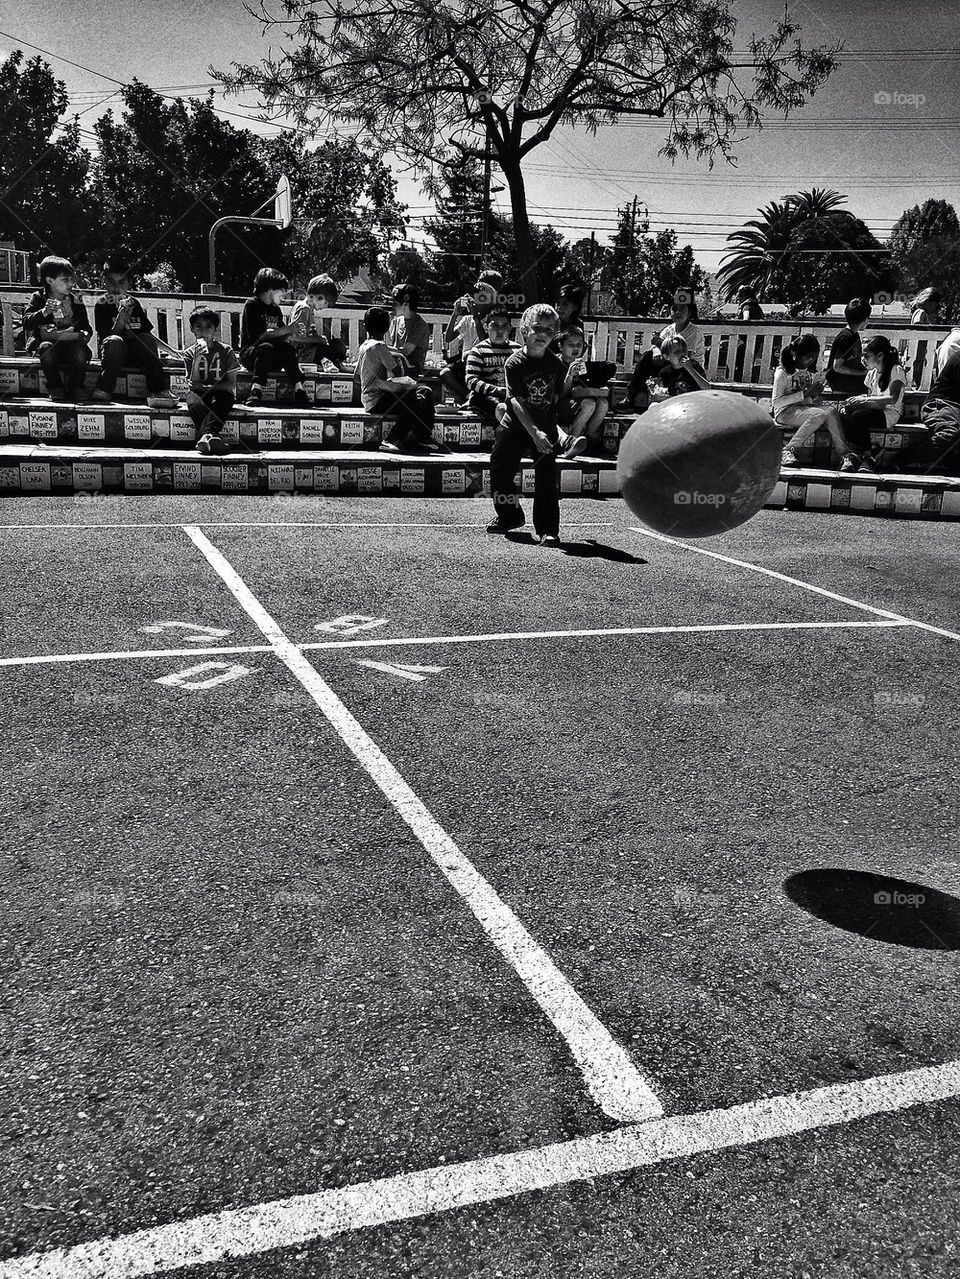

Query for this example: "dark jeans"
[241,337,303,386]
[440,357,468,403]
[838,403,885,453]
[919,399,960,475]
[298,335,348,367]
[38,339,90,391]
[187,389,235,434]
[97,331,164,394]
[624,350,664,407]
[468,390,503,422]
[372,388,436,445]
[490,419,560,536]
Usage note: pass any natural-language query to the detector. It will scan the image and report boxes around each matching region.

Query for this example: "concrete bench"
[4,443,960,524]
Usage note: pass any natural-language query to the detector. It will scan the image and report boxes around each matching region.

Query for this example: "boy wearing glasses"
[488,303,566,545]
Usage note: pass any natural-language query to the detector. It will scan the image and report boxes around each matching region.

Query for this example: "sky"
[2,0,958,275]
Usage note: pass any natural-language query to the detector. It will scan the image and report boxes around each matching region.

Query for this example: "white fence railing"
[0,288,950,391]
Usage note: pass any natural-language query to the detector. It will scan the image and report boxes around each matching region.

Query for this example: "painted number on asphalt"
[140,620,234,643]
[154,661,255,690]
[315,614,390,636]
[354,659,448,683]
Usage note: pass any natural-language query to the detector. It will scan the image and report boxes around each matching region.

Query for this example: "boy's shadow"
[505,531,646,563]
[561,539,646,563]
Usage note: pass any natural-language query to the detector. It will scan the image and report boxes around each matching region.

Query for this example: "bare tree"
[215,0,840,301]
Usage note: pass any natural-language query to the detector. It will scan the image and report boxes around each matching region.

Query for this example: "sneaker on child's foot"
[197,432,228,455]
[486,517,525,534]
[840,452,862,473]
[559,436,589,460]
[859,450,878,472]
[88,388,112,403]
[245,386,264,406]
[293,388,310,408]
[49,386,70,401]
[781,448,800,468]
[537,533,561,546]
[378,441,400,453]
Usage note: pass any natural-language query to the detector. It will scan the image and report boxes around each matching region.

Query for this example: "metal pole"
[207,215,284,289]
[480,137,492,270]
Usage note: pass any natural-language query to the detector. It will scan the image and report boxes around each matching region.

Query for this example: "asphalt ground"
[1,496,959,1278]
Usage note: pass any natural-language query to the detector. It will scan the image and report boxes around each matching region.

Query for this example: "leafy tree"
[561,237,614,297]
[254,133,408,289]
[718,189,895,314]
[216,0,840,301]
[88,82,275,291]
[715,199,797,301]
[888,199,960,321]
[605,202,705,315]
[0,52,91,262]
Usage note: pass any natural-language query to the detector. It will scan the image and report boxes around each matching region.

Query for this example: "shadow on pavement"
[784,868,960,950]
[560,539,647,563]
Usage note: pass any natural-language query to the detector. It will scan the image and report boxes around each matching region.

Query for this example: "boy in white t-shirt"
[289,274,347,369]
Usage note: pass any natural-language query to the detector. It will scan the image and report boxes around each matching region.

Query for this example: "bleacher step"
[2,443,960,520]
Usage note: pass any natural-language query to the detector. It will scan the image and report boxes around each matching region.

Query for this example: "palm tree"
[787,188,847,220]
[716,201,796,302]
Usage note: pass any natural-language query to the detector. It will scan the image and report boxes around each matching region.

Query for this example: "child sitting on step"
[464,306,518,426]
[776,335,858,472]
[90,256,169,406]
[658,335,711,396]
[355,305,440,455]
[556,326,609,459]
[835,335,906,473]
[22,255,92,400]
[388,284,432,377]
[239,267,309,407]
[182,308,240,456]
[289,274,347,371]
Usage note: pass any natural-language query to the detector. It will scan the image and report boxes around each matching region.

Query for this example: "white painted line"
[0,643,271,669]
[5,1058,959,1278]
[0,620,908,672]
[0,520,618,532]
[303,618,908,653]
[182,526,661,1123]
[628,526,960,644]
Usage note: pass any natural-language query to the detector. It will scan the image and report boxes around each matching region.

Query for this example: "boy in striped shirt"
[464,307,518,424]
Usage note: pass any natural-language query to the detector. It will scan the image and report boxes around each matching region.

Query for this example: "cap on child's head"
[254,267,288,295]
[392,283,421,310]
[558,284,585,305]
[363,305,391,338]
[307,273,339,302]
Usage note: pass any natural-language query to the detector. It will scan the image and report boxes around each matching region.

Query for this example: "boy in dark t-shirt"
[826,298,871,394]
[90,257,168,405]
[239,267,309,407]
[488,304,567,544]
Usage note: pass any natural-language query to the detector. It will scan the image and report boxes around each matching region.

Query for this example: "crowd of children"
[15,254,960,524]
